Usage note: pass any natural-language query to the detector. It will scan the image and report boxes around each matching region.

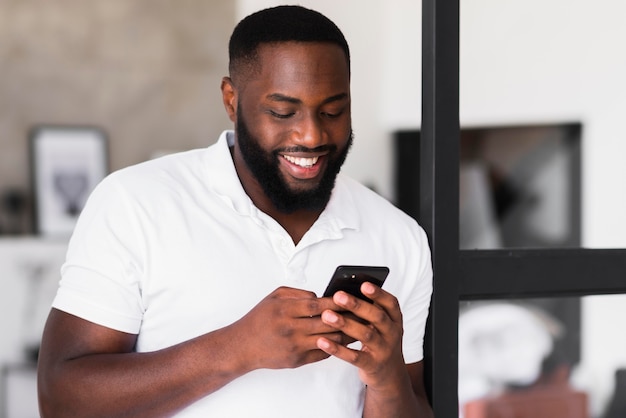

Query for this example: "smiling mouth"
[281,154,320,168]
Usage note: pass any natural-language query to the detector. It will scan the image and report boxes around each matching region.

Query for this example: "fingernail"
[323,310,339,323]
[334,292,349,305]
[317,338,331,350]
[362,282,375,294]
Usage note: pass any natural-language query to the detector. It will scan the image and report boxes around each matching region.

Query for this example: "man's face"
[237,103,352,213]
[228,42,353,214]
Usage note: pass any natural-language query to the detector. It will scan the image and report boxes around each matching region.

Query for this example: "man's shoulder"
[336,175,415,221]
[107,136,229,192]
[110,131,230,186]
[120,147,209,177]
[333,175,426,243]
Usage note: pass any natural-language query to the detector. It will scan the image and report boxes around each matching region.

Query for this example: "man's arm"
[359,361,433,418]
[38,287,344,417]
[317,283,433,418]
[407,361,435,418]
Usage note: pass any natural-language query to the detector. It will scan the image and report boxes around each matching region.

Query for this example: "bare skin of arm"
[317,282,434,418]
[37,287,345,417]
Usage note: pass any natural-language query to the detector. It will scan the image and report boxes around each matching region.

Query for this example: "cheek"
[253,119,298,147]
[253,123,283,148]
[245,119,285,151]
[333,122,352,145]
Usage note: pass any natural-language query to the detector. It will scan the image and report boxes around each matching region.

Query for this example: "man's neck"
[231,144,322,245]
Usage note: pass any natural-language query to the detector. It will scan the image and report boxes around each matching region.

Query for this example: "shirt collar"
[205,130,257,217]
[206,130,360,236]
[311,174,361,236]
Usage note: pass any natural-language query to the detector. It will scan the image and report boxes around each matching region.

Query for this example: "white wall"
[459,0,626,250]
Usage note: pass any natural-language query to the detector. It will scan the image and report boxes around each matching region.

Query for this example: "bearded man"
[38,6,433,417]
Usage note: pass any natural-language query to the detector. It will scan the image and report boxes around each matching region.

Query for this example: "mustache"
[274,144,337,154]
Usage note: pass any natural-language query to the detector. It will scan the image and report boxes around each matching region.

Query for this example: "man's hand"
[315,283,433,418]
[315,282,406,389]
[233,287,348,371]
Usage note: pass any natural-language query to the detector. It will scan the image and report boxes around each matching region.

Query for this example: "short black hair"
[228,5,350,82]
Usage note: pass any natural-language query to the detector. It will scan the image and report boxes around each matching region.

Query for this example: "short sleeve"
[52,173,146,334]
[400,224,433,364]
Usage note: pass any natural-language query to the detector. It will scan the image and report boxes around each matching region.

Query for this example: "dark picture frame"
[30,125,108,237]
[394,122,582,250]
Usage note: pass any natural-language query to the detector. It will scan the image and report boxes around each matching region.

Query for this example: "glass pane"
[460,1,626,249]
[459,123,581,249]
[459,295,626,418]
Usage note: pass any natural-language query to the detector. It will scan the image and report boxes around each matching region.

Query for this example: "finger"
[332,290,384,326]
[303,348,332,364]
[321,331,347,345]
[327,292,399,351]
[332,285,402,328]
[294,331,345,353]
[316,337,366,366]
[360,282,403,324]
[342,311,369,325]
[271,295,340,319]
[292,315,353,350]
[320,309,382,350]
[296,297,342,318]
[308,312,356,345]
[302,316,346,337]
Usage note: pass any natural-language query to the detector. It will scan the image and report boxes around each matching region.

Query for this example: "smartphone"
[323,265,390,303]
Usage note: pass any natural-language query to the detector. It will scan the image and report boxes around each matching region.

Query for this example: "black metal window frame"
[420,0,626,416]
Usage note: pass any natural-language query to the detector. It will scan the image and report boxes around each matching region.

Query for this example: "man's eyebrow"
[266,92,349,105]
[266,93,301,104]
[322,93,349,104]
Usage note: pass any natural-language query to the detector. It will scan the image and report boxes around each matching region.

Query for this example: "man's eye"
[322,111,343,119]
[269,110,294,119]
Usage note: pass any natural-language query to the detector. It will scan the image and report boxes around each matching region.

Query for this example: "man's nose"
[293,114,325,148]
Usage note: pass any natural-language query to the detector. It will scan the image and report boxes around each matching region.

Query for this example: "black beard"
[236,108,353,214]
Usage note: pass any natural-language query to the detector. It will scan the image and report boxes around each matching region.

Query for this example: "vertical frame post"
[421,0,461,415]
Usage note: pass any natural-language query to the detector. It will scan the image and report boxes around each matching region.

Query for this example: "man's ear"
[221,77,238,123]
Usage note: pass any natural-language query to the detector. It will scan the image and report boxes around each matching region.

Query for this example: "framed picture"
[394,122,581,249]
[30,125,108,237]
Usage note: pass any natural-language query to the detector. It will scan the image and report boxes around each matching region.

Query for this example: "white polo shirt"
[53,130,433,417]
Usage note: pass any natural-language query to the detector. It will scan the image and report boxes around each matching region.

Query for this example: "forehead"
[242,42,350,101]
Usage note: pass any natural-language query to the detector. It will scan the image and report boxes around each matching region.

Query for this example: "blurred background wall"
[0,0,234,233]
[3,0,626,246]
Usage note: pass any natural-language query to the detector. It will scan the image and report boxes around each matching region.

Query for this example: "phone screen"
[323,265,390,303]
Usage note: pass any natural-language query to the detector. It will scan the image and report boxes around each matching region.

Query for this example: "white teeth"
[283,155,319,168]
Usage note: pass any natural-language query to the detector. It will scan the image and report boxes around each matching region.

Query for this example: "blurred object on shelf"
[459,301,589,418]
[0,238,67,366]
[0,188,29,235]
[463,366,588,418]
